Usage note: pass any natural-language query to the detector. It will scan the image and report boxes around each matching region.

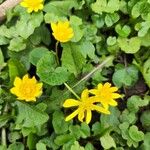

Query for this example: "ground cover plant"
[0,0,150,149]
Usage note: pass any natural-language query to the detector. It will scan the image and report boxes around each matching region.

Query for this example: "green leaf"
[8,59,27,84]
[54,134,75,146]
[117,37,141,54]
[140,132,150,150]
[71,141,84,150]
[36,143,47,150]
[143,58,150,87]
[8,37,26,52]
[100,133,116,149]
[101,107,120,128]
[61,43,86,76]
[91,0,120,14]
[39,134,59,149]
[107,36,117,46]
[7,143,24,150]
[16,12,43,39]
[0,49,6,70]
[8,132,22,143]
[120,109,137,124]
[44,1,78,16]
[131,2,150,19]
[29,47,49,66]
[92,122,106,136]
[80,123,90,138]
[0,145,6,150]
[128,125,144,142]
[138,21,150,37]
[0,36,9,45]
[112,64,139,88]
[16,101,49,128]
[85,143,95,150]
[140,31,150,47]
[37,52,70,85]
[0,114,12,128]
[52,111,69,134]
[70,16,84,42]
[127,96,149,113]
[115,24,131,37]
[69,125,81,139]
[105,13,119,27]
[140,110,150,130]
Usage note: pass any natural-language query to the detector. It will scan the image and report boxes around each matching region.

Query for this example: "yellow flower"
[10,74,43,102]
[20,0,44,13]
[63,89,110,124]
[89,82,121,109]
[51,21,74,42]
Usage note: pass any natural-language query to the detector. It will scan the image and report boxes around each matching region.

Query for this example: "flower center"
[81,100,93,110]
[19,83,35,98]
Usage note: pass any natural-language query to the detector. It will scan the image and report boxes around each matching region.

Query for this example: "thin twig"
[73,56,114,88]
[64,83,80,100]
[55,41,60,65]
[1,103,8,146]
[0,0,22,22]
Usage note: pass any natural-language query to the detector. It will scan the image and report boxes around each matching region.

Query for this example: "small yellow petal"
[110,87,118,92]
[20,2,27,7]
[25,97,36,102]
[23,74,29,82]
[89,89,99,95]
[93,105,110,114]
[97,83,103,90]
[39,4,44,10]
[86,110,92,124]
[63,99,80,108]
[27,8,33,13]
[109,99,117,106]
[81,89,89,100]
[10,87,18,95]
[112,93,121,99]
[104,82,111,88]
[51,23,57,32]
[65,109,79,121]
[78,110,84,122]
[14,77,22,87]
[63,21,70,28]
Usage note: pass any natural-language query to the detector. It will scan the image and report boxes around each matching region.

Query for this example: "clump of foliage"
[0,0,150,149]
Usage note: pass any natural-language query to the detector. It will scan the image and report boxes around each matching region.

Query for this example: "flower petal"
[63,99,80,108]
[20,2,28,7]
[65,109,79,121]
[81,89,89,100]
[104,82,111,88]
[97,83,103,90]
[51,23,57,32]
[92,105,110,114]
[109,99,117,106]
[10,87,18,95]
[89,89,99,95]
[78,110,84,122]
[23,74,29,82]
[110,87,118,92]
[86,109,92,124]
[112,93,121,99]
[14,77,22,87]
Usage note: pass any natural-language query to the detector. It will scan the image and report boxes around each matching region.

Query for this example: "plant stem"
[1,103,8,146]
[64,83,80,100]
[73,56,114,88]
[55,41,59,65]
[1,128,6,146]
